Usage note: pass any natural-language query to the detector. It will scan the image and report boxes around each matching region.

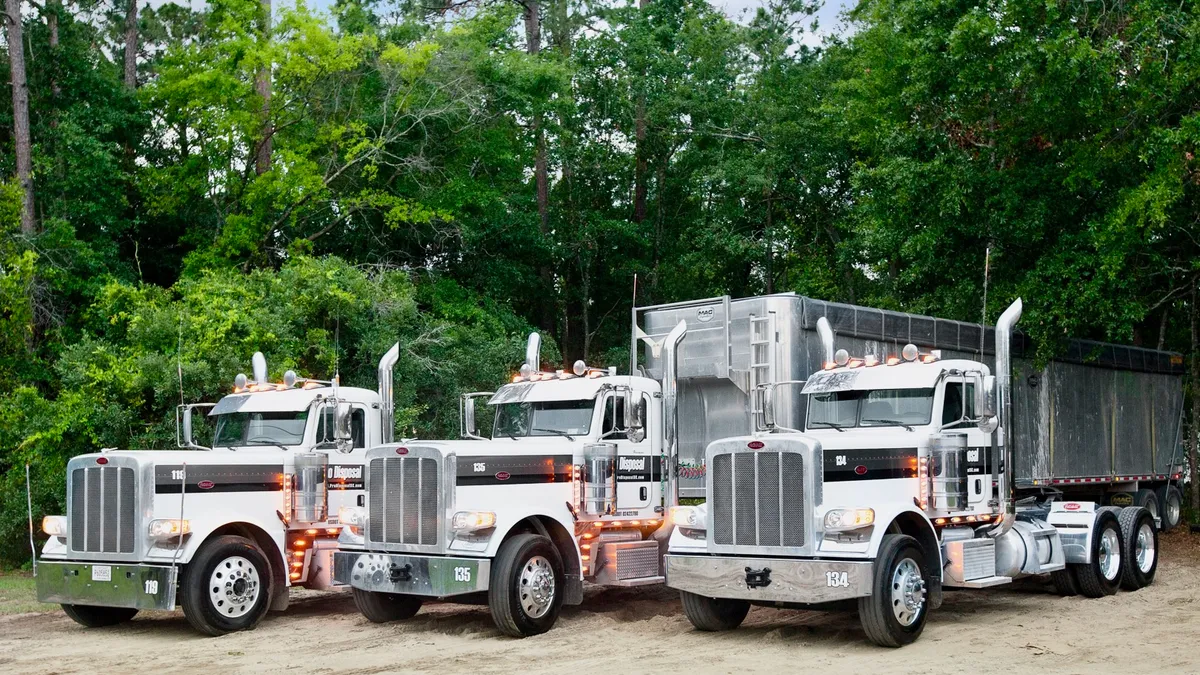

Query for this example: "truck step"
[954,575,1012,589]
[604,575,665,587]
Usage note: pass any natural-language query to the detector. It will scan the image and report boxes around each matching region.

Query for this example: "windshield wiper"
[247,438,290,450]
[866,419,914,432]
[532,428,575,441]
[809,422,847,433]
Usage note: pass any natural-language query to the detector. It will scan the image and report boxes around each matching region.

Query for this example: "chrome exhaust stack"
[525,332,542,372]
[378,343,400,444]
[661,321,688,509]
[252,352,268,383]
[990,298,1022,536]
[816,317,835,364]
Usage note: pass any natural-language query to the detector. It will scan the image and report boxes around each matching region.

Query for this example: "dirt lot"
[3,531,1199,675]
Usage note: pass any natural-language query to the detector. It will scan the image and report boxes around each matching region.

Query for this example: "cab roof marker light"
[864,355,879,367]
[886,356,901,366]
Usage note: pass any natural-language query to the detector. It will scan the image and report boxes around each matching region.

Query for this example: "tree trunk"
[6,0,35,235]
[123,0,137,89]
[524,0,548,233]
[1191,283,1199,512]
[631,0,650,225]
[254,0,272,175]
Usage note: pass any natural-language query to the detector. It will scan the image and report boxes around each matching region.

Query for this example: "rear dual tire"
[1118,506,1157,590]
[1156,485,1183,533]
[1072,509,1123,598]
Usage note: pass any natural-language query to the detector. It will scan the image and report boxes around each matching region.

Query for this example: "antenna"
[981,244,991,357]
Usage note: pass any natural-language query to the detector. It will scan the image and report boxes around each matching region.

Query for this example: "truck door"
[940,377,992,510]
[601,392,655,515]
[314,405,369,514]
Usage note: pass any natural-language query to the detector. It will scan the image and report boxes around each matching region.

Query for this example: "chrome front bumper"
[333,551,490,597]
[665,554,873,604]
[36,560,178,610]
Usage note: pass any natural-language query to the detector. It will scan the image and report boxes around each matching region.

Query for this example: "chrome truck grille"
[707,437,819,555]
[69,466,136,554]
[366,447,447,553]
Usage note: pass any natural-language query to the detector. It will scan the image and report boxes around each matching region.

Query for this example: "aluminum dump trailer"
[637,294,1185,505]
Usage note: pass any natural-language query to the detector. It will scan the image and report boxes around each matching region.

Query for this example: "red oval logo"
[395,447,409,455]
[854,465,868,475]
[495,471,511,481]
[197,480,216,490]
[96,457,109,465]
[747,441,765,450]
[1064,502,1080,511]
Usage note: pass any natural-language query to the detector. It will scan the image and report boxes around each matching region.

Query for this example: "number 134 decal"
[825,571,849,588]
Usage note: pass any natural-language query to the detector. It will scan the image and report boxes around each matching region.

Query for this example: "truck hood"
[800,429,930,452]
[73,448,295,468]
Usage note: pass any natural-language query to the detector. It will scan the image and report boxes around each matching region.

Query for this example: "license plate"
[91,565,112,582]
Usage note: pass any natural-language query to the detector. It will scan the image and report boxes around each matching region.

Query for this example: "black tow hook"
[388,563,413,583]
[745,566,772,589]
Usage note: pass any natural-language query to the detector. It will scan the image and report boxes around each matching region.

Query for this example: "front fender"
[145,511,286,569]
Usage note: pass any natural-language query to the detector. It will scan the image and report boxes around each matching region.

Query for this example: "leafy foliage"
[0,0,1197,563]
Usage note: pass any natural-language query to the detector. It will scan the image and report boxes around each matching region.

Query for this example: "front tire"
[352,588,422,623]
[181,535,272,636]
[858,534,929,648]
[1118,507,1157,590]
[61,604,138,628]
[488,534,564,637]
[679,591,750,631]
[1072,509,1123,598]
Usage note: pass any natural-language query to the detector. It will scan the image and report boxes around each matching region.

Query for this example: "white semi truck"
[333,329,690,636]
[664,298,1181,646]
[34,345,400,635]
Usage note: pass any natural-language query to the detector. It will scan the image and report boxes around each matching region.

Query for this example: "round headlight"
[902,344,919,361]
[834,349,850,367]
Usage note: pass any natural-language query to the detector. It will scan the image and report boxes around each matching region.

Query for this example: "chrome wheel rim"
[209,556,261,618]
[1098,528,1121,581]
[519,555,556,619]
[890,558,925,627]
[1135,522,1156,574]
[1166,496,1180,527]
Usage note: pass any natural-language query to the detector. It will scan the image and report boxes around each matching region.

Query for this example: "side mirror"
[335,402,353,453]
[762,386,776,429]
[976,374,997,418]
[623,390,644,430]
[463,396,479,438]
[459,392,493,440]
[182,408,195,446]
[176,403,214,450]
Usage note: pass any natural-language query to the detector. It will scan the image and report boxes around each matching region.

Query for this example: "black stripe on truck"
[457,455,574,486]
[155,464,285,494]
[823,448,918,482]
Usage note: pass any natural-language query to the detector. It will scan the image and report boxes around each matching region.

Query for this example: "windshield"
[493,400,594,438]
[213,411,309,447]
[807,388,934,429]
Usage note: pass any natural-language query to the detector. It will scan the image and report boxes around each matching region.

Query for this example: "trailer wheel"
[1118,507,1157,590]
[1072,510,1122,598]
[61,604,138,628]
[1049,567,1079,597]
[680,591,750,631]
[488,534,564,638]
[352,588,422,623]
[1156,485,1182,532]
[180,535,272,636]
[858,534,929,648]
[1132,489,1160,524]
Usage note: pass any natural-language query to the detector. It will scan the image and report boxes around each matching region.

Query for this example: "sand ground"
[2,531,1198,675]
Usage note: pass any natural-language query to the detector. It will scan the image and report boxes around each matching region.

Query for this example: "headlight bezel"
[822,507,875,533]
[451,510,497,533]
[147,518,191,541]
